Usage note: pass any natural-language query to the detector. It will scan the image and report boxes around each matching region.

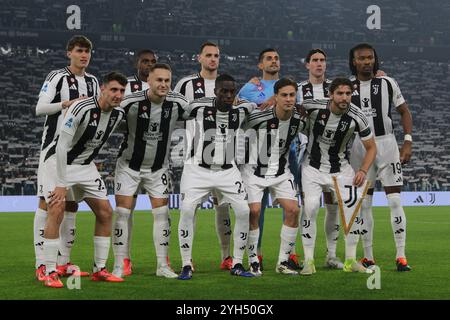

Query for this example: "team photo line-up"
[34,34,412,288]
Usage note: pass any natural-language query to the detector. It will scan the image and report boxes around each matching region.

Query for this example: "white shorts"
[301,164,355,204]
[180,164,247,207]
[64,162,108,202]
[114,158,170,198]
[37,156,76,203]
[350,134,403,187]
[243,169,298,204]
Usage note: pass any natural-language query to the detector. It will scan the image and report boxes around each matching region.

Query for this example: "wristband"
[404,134,412,142]
[359,168,367,175]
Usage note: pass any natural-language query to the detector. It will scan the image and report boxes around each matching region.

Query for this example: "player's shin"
[43,238,60,275]
[215,203,232,260]
[360,195,374,260]
[301,197,320,261]
[179,203,196,267]
[247,228,260,264]
[324,204,339,258]
[94,236,111,272]
[34,208,47,268]
[278,224,298,264]
[112,207,131,269]
[387,193,407,259]
[231,202,250,267]
[152,205,171,267]
[57,211,76,266]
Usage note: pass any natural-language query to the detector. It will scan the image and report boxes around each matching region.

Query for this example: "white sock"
[215,203,232,260]
[152,205,170,267]
[247,228,260,264]
[179,202,196,267]
[34,208,47,268]
[126,208,134,260]
[112,207,131,268]
[289,206,302,255]
[278,224,298,264]
[230,202,250,267]
[345,233,359,261]
[43,238,59,275]
[361,195,374,260]
[57,211,76,266]
[324,204,339,258]
[301,196,320,261]
[387,193,407,259]
[94,236,110,272]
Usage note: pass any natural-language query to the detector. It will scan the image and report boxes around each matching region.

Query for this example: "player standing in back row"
[348,43,413,271]
[34,35,99,281]
[173,42,233,271]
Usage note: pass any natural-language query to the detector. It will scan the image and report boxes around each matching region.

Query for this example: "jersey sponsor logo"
[194,88,204,94]
[89,120,98,127]
[319,129,336,146]
[218,123,227,133]
[65,117,74,128]
[69,84,77,90]
[150,122,159,132]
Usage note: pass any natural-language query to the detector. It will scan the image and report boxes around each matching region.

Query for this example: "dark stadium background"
[1,0,449,196]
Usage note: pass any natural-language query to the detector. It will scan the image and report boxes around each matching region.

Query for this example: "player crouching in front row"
[41,72,128,288]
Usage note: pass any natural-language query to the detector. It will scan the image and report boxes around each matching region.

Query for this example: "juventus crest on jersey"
[302,100,373,173]
[54,96,125,165]
[37,67,100,153]
[350,76,405,137]
[245,108,306,177]
[118,90,189,172]
[185,97,256,169]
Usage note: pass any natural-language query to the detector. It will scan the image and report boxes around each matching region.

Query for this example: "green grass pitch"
[0,206,449,300]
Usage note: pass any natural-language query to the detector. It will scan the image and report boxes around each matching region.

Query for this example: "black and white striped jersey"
[37,67,100,153]
[297,79,331,104]
[245,108,306,177]
[118,90,189,171]
[303,100,373,173]
[350,76,405,137]
[52,96,125,165]
[185,97,256,170]
[173,73,216,102]
[125,74,149,95]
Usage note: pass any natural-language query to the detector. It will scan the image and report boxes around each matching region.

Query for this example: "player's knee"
[386,193,402,209]
[180,202,197,218]
[115,207,131,219]
[303,196,321,214]
[97,206,113,224]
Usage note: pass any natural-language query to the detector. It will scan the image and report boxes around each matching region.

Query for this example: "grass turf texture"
[0,206,449,300]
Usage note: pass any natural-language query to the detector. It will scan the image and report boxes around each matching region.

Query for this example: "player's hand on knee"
[353,170,366,187]
[49,187,66,207]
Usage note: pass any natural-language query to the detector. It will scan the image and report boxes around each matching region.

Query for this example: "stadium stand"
[0,44,449,194]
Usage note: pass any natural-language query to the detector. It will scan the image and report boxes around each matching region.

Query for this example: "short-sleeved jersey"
[37,67,100,153]
[185,97,256,169]
[350,76,405,137]
[53,96,125,165]
[245,108,306,177]
[118,90,189,171]
[296,79,331,104]
[125,74,150,95]
[303,100,373,173]
[237,79,277,106]
[174,73,215,102]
